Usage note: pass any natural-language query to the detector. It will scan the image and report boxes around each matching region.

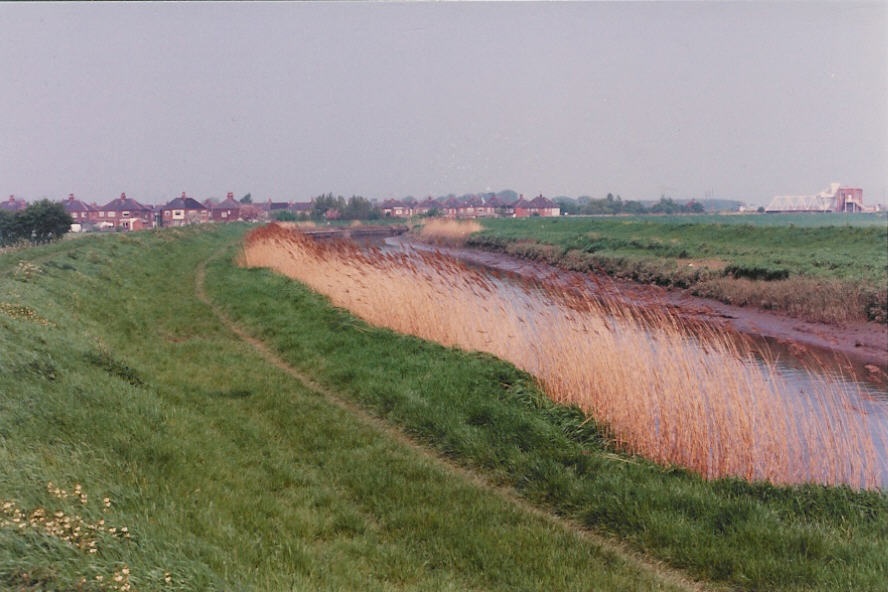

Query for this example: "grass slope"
[1,225,886,591]
[1,226,686,591]
[466,215,888,322]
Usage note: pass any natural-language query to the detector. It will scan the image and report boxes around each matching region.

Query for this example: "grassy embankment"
[2,225,887,591]
[244,225,884,489]
[458,214,888,323]
[0,226,688,591]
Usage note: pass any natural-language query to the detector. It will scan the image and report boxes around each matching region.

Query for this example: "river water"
[377,237,888,489]
[254,230,887,488]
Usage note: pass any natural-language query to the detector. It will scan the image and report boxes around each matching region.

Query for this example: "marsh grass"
[466,216,888,322]
[693,275,888,324]
[243,224,886,489]
[231,226,888,591]
[414,218,484,246]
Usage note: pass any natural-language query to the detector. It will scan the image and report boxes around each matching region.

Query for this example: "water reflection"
[256,230,888,488]
[379,236,888,487]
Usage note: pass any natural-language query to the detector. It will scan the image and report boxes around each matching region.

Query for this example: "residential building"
[1,195,27,213]
[95,193,154,230]
[381,199,413,218]
[258,199,291,221]
[159,192,208,226]
[514,195,561,217]
[206,192,242,222]
[289,202,312,218]
[62,194,96,230]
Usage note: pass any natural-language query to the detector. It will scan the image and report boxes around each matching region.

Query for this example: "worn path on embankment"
[194,251,716,592]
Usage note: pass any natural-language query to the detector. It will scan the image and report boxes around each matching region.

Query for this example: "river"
[382,236,888,488]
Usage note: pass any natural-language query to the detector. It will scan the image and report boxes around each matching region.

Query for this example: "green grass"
[0,226,686,591]
[466,214,888,322]
[2,225,887,591]
[471,215,887,282]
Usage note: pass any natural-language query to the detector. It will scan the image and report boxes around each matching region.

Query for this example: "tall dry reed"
[415,219,484,246]
[242,224,887,489]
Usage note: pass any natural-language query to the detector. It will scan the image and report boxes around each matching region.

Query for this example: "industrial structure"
[765,183,867,213]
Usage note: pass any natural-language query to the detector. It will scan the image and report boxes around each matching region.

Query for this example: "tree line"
[0,200,73,247]
[273,193,380,222]
[272,192,708,223]
[555,194,705,216]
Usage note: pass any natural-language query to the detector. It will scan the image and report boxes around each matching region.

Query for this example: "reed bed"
[243,224,886,489]
[415,218,484,246]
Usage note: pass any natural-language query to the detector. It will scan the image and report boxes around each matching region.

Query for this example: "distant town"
[0,182,879,233]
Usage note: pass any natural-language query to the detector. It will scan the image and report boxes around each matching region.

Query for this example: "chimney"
[68,193,75,201]
[120,193,127,200]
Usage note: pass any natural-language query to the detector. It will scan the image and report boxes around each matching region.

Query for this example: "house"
[95,193,154,230]
[288,202,312,218]
[237,203,262,222]
[159,192,208,226]
[486,195,515,217]
[380,199,412,218]
[463,194,496,218]
[206,192,242,222]
[440,196,463,218]
[257,199,291,221]
[61,194,96,230]
[413,198,441,217]
[514,195,561,218]
[1,195,27,213]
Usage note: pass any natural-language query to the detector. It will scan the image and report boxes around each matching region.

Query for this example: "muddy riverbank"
[396,237,888,384]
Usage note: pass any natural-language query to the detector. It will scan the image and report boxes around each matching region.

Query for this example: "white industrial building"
[765,183,867,213]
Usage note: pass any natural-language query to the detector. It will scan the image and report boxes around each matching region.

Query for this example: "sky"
[1,2,886,207]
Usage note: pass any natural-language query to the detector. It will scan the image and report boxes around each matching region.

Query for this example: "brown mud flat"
[397,237,888,385]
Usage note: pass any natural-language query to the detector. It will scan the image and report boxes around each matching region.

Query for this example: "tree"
[554,197,579,215]
[687,200,705,213]
[343,195,378,220]
[240,193,252,204]
[22,200,73,242]
[311,193,346,221]
[650,196,679,214]
[0,200,72,246]
[0,210,15,245]
[272,210,297,222]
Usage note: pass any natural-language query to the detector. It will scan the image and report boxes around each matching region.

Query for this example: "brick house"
[440,196,462,218]
[289,202,312,218]
[413,198,441,216]
[61,194,96,229]
[514,195,561,217]
[159,192,208,226]
[1,195,27,213]
[206,192,242,222]
[381,199,413,218]
[486,195,515,217]
[462,195,496,217]
[95,193,154,230]
[258,199,291,221]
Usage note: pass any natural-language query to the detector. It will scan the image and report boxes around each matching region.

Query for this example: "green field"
[2,225,887,591]
[466,214,888,323]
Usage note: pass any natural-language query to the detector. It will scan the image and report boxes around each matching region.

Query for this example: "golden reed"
[242,224,886,489]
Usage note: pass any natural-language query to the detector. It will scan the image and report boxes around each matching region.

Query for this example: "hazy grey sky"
[2,1,886,206]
